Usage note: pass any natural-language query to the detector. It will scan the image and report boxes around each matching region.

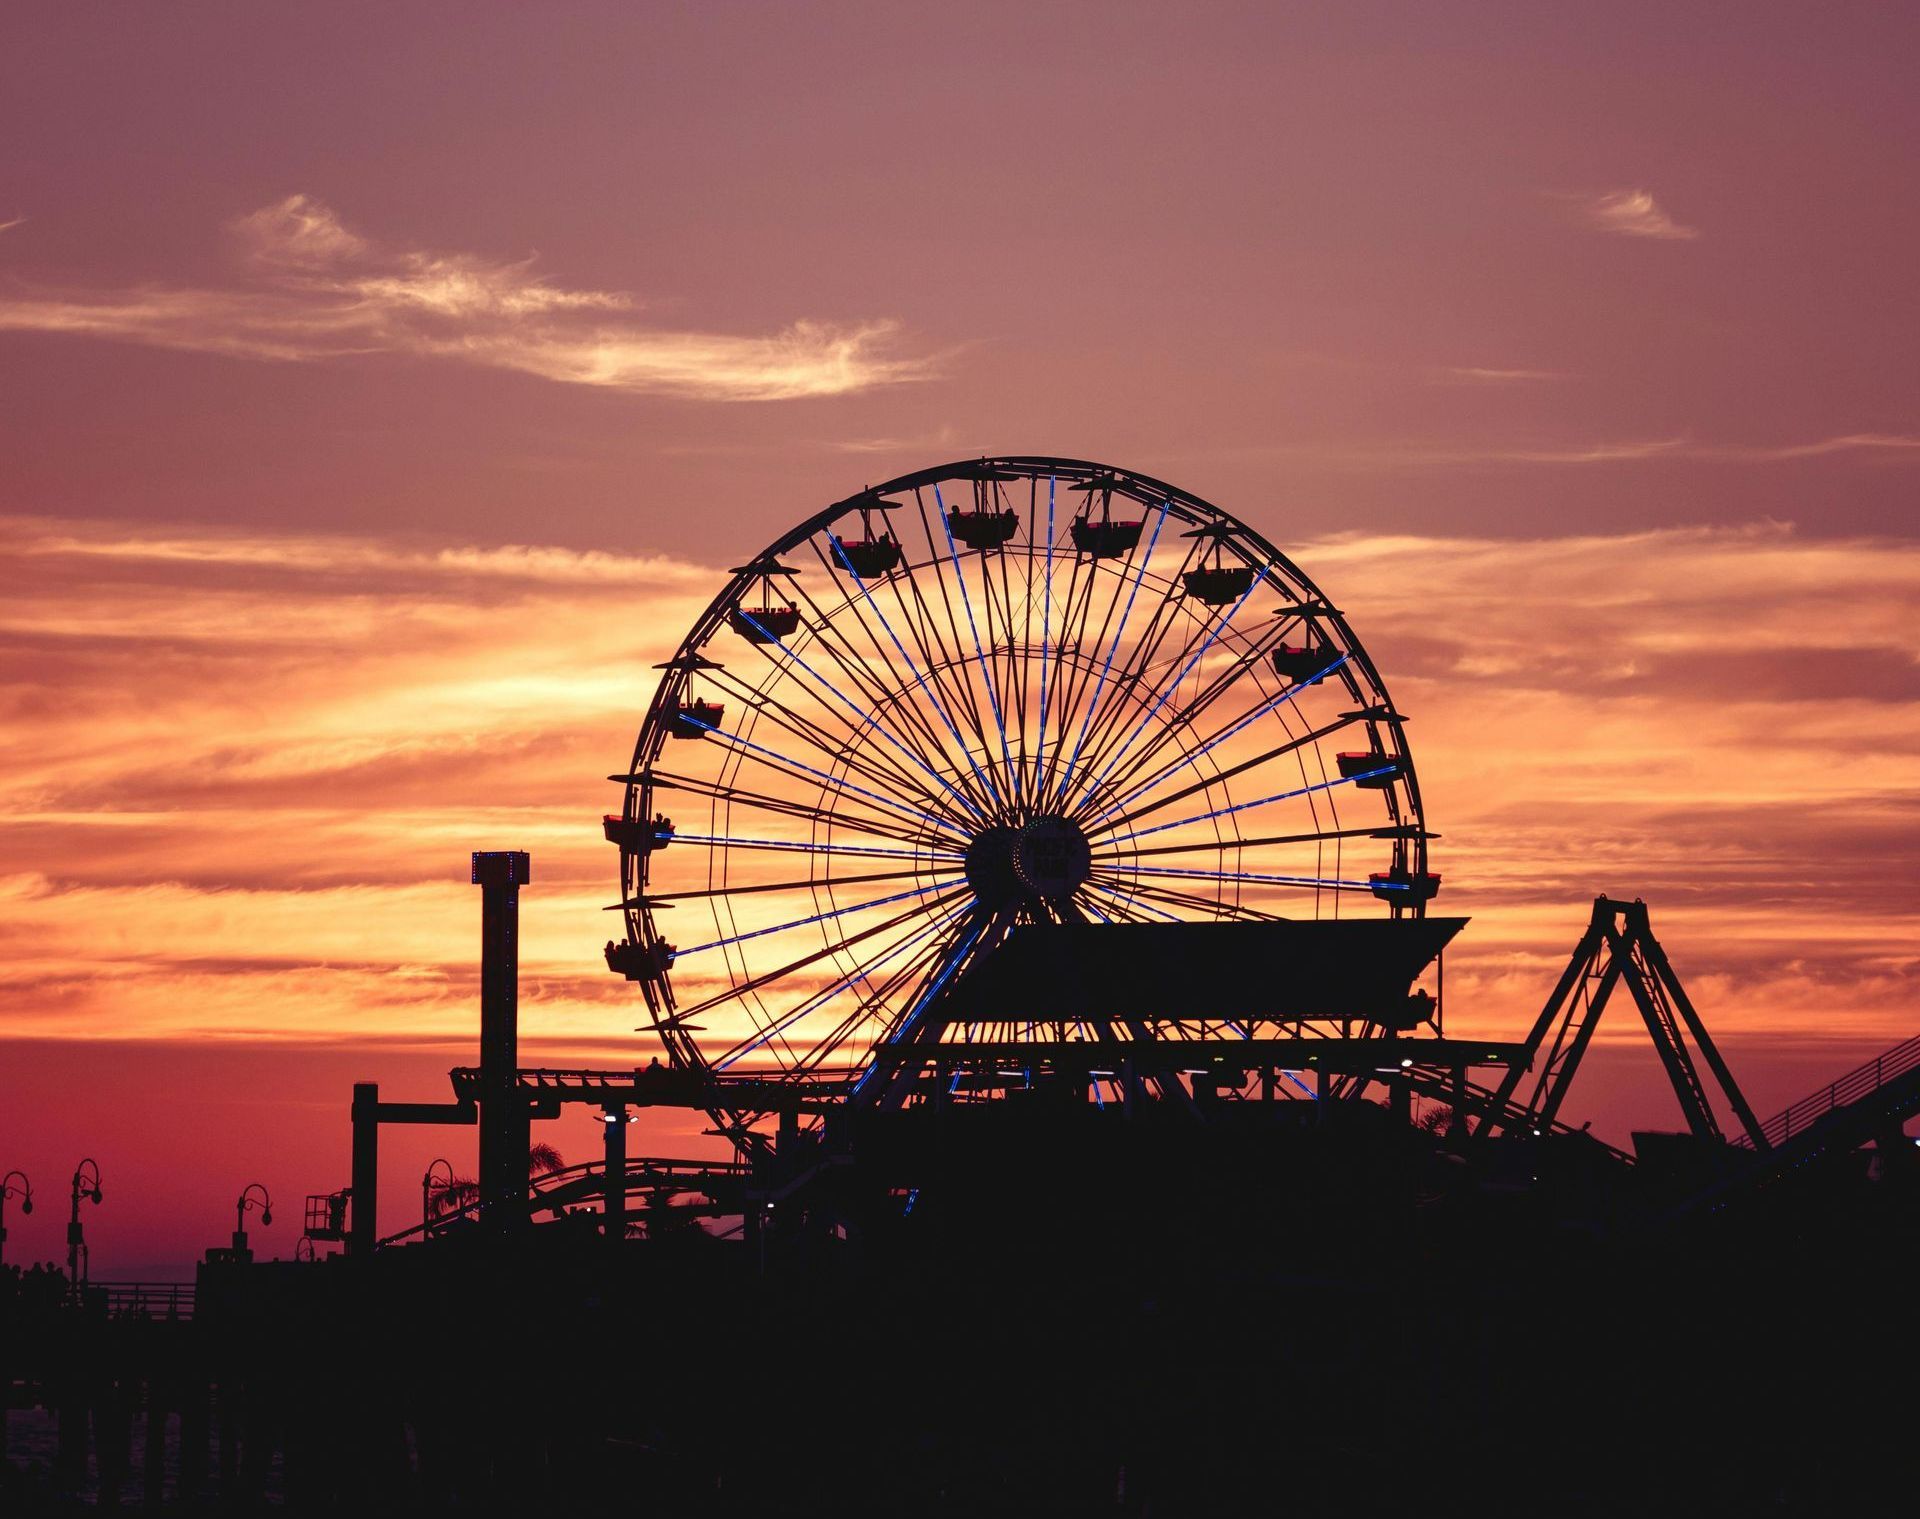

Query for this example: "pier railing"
[1733,1030,1920,1151]
[88,1280,196,1320]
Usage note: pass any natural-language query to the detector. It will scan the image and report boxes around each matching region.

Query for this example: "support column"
[473,852,532,1232]
[350,1082,379,1256]
[602,1104,627,1243]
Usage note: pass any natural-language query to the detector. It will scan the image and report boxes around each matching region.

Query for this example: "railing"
[89,1280,195,1320]
[377,1155,750,1248]
[1734,1031,1920,1151]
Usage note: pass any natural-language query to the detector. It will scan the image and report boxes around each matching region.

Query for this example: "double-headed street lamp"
[67,1159,103,1289]
[0,1170,31,1268]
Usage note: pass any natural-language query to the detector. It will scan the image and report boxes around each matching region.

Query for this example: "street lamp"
[422,1158,455,1233]
[67,1159,103,1290]
[233,1183,272,1256]
[0,1170,31,1269]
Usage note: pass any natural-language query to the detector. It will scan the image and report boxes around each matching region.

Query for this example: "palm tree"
[427,1144,567,1220]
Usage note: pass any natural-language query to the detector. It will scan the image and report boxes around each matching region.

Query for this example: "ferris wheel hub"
[964,815,1093,911]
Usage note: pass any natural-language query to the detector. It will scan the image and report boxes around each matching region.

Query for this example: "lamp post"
[0,1170,31,1269]
[67,1160,102,1291]
[232,1183,272,1258]
[422,1158,455,1234]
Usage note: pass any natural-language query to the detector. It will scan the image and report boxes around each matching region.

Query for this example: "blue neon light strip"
[679,714,959,837]
[1084,653,1351,826]
[830,538,1007,810]
[1062,565,1270,816]
[1094,863,1402,892]
[1033,475,1056,799]
[675,877,964,958]
[667,832,963,862]
[850,914,989,1093]
[1050,499,1172,809]
[734,608,985,823]
[933,484,1017,796]
[1097,763,1398,846]
[1083,881,1182,923]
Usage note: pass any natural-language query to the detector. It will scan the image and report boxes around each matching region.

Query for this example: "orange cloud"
[0,195,934,400]
[1,515,1915,1093]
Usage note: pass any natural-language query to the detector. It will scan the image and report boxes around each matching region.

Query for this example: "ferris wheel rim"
[610,456,1432,1091]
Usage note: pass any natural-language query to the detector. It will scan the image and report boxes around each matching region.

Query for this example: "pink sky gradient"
[1,3,1916,1270]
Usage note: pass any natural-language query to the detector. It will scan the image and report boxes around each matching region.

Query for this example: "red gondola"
[947,510,1018,551]
[727,603,801,643]
[603,813,673,853]
[1182,564,1257,605]
[1336,750,1402,788]
[1369,869,1442,904]
[1271,644,1332,684]
[669,700,725,739]
[605,939,676,983]
[833,535,902,577]
[1070,515,1143,559]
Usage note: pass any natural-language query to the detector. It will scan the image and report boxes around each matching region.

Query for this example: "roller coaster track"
[376,1156,748,1249]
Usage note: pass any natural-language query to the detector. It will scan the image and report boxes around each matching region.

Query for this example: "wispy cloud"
[830,422,962,455]
[1432,366,1566,384]
[0,194,934,400]
[1192,432,1920,472]
[0,216,26,236]
[1564,187,1700,241]
[1691,433,1920,462]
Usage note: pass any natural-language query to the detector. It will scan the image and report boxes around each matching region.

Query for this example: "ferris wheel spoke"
[1049,500,1174,811]
[931,484,1019,797]
[636,769,953,850]
[646,832,961,862]
[1079,880,1181,923]
[1098,862,1386,893]
[786,558,984,803]
[1036,550,1130,804]
[1060,567,1271,816]
[1080,658,1352,827]
[637,863,954,905]
[731,604,987,824]
[1115,822,1419,862]
[673,877,967,959]
[1085,711,1363,835]
[802,537,990,811]
[1091,763,1397,847]
[789,905,977,1074]
[1031,474,1059,798]
[888,558,998,796]
[850,909,993,1090]
[703,667,961,824]
[1092,873,1283,921]
[677,712,966,840]
[823,536,1008,812]
[1089,623,1341,806]
[666,885,975,1026]
[713,896,974,1071]
[1053,543,1246,796]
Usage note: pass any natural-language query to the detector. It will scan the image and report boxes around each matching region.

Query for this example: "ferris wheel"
[605,457,1436,1093]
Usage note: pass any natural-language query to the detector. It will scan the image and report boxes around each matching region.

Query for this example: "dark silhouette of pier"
[4,852,1917,1513]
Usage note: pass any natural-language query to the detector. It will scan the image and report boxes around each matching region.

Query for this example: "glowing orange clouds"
[1,514,1915,1084]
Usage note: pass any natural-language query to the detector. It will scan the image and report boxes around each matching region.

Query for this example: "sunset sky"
[3,3,1917,1273]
